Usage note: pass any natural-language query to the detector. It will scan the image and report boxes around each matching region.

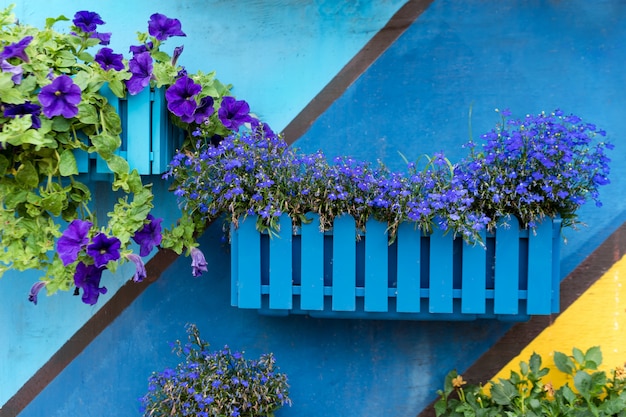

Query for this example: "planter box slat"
[236,217,262,308]
[270,215,293,309]
[300,214,325,310]
[125,88,152,175]
[461,230,488,314]
[527,218,556,314]
[230,213,561,321]
[494,217,521,314]
[429,228,454,313]
[364,218,389,312]
[396,222,422,313]
[332,215,357,311]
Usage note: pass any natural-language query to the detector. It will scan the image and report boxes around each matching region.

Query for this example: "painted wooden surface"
[75,87,181,176]
[230,214,561,320]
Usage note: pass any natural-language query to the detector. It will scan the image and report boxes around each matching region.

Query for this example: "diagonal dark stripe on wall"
[416,221,626,417]
[282,0,436,144]
[0,249,179,417]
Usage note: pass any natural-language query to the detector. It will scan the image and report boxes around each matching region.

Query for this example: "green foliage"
[435,347,626,417]
[0,5,233,298]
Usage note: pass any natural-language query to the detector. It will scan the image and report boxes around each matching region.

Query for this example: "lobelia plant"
[139,324,292,417]
[0,5,265,305]
[434,346,626,417]
[164,108,613,244]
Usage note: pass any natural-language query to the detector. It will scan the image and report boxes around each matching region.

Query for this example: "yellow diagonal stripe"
[492,254,626,386]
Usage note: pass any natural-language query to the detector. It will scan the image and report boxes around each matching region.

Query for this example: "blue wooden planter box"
[230,214,562,321]
[75,86,183,178]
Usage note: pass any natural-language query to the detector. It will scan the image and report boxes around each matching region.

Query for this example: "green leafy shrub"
[435,346,626,417]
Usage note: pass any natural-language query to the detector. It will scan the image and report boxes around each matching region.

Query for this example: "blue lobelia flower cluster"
[139,324,292,417]
[165,109,613,243]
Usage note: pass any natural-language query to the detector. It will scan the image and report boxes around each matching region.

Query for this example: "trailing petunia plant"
[165,109,613,244]
[0,5,263,305]
[139,324,292,417]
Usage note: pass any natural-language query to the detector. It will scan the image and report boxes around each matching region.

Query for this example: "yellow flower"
[452,375,467,388]
[615,364,626,381]
[543,382,555,397]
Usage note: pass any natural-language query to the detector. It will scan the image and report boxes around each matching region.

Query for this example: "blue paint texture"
[17,221,510,417]
[3,0,626,416]
[295,0,626,278]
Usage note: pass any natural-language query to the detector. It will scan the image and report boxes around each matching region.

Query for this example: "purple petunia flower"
[183,95,214,124]
[125,52,153,95]
[1,59,23,84]
[218,96,254,131]
[129,42,153,55]
[190,247,208,277]
[73,11,104,33]
[132,214,163,256]
[91,31,111,45]
[0,36,33,62]
[57,219,93,266]
[28,281,48,305]
[127,253,147,282]
[148,13,186,41]
[95,47,124,71]
[86,233,121,268]
[165,75,201,119]
[74,262,107,305]
[38,75,82,118]
[3,101,42,129]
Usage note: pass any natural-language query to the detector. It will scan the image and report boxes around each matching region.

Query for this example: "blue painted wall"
[0,0,407,408]
[3,1,626,416]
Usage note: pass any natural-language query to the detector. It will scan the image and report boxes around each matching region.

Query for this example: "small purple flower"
[95,47,124,71]
[3,102,42,129]
[218,97,254,131]
[73,11,104,33]
[182,95,214,124]
[91,32,111,45]
[165,75,201,119]
[127,253,147,282]
[0,36,33,62]
[87,233,121,268]
[74,262,107,305]
[38,75,82,118]
[190,247,208,277]
[57,219,93,266]
[1,59,23,84]
[125,52,153,95]
[129,42,153,55]
[148,13,186,41]
[132,214,163,256]
[171,45,184,66]
[28,281,48,305]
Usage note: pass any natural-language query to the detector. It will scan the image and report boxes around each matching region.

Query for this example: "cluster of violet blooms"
[166,109,612,243]
[24,10,276,306]
[1,11,185,124]
[139,324,291,417]
[22,11,224,306]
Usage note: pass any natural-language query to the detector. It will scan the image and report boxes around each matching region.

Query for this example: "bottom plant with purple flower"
[139,324,292,417]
